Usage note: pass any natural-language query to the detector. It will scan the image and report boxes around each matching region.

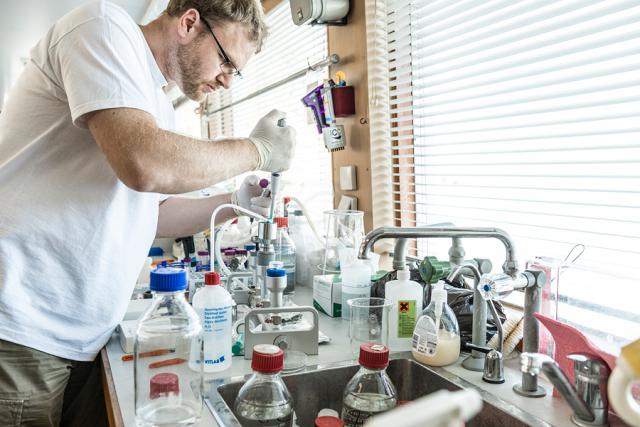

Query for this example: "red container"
[332,86,355,117]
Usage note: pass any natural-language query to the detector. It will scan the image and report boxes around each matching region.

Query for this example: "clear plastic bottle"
[412,281,460,366]
[235,344,294,426]
[274,217,296,294]
[134,267,203,427]
[341,343,397,426]
[386,269,424,351]
[197,250,210,268]
[189,272,232,372]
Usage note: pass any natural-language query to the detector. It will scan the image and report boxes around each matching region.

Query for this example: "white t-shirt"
[0,0,175,361]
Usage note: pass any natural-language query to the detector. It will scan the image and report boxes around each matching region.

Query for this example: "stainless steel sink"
[205,355,551,427]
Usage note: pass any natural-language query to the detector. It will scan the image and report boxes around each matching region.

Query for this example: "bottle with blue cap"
[266,268,287,308]
[134,267,203,427]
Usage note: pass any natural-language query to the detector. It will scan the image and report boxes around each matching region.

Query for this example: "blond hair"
[166,0,268,52]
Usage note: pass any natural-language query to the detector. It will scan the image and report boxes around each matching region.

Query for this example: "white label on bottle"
[203,306,231,332]
[411,316,438,356]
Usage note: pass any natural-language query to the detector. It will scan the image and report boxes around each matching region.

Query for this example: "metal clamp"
[243,306,319,359]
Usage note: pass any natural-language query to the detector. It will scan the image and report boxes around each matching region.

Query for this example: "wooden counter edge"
[100,347,125,427]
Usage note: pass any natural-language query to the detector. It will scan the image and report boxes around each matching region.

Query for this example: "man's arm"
[86,107,259,194]
[156,194,238,238]
[156,174,272,238]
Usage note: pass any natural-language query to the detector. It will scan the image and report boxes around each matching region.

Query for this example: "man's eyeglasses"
[199,16,242,79]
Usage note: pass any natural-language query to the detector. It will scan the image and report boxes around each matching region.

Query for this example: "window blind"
[204,2,332,226]
[386,0,640,350]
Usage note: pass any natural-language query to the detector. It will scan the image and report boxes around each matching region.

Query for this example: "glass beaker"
[321,210,365,274]
[347,298,392,359]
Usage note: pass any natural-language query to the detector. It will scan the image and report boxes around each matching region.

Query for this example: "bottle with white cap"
[411,280,460,366]
[386,268,424,351]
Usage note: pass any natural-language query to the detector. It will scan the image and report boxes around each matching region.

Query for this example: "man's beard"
[175,41,208,102]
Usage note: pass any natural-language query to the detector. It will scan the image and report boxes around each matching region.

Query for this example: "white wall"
[0,0,159,109]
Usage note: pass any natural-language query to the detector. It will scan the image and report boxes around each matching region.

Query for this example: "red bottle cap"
[149,373,179,399]
[274,217,288,228]
[251,344,284,373]
[205,272,221,286]
[359,343,389,369]
[315,416,344,427]
[283,197,292,206]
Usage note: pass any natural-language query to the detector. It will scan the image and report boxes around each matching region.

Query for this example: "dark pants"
[0,339,108,427]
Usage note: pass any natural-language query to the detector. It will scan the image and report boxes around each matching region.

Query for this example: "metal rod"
[199,54,341,116]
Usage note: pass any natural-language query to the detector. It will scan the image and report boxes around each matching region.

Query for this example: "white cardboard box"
[313,274,342,318]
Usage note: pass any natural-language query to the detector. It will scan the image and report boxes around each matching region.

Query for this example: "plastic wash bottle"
[189,272,232,372]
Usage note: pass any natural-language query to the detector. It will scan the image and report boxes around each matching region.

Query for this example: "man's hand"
[231,175,271,217]
[248,109,296,173]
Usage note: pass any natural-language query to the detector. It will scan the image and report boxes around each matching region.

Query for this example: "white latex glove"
[248,109,296,173]
[231,175,271,217]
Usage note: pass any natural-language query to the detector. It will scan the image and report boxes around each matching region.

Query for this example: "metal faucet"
[446,262,493,371]
[520,352,610,427]
[358,226,520,276]
[358,226,519,371]
[465,299,506,384]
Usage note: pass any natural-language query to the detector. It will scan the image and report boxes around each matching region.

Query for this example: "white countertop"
[105,285,624,427]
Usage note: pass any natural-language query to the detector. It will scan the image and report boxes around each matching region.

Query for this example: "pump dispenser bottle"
[411,281,460,366]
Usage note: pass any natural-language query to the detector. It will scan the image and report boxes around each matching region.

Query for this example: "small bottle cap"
[267,268,286,278]
[259,178,270,189]
[251,344,284,373]
[274,217,289,228]
[183,257,191,263]
[224,249,236,256]
[149,373,179,399]
[244,244,256,251]
[317,408,340,418]
[396,268,410,281]
[359,343,389,369]
[315,416,344,427]
[197,250,209,256]
[283,197,292,205]
[205,272,221,286]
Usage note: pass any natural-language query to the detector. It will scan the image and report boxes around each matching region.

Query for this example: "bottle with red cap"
[189,272,233,372]
[135,267,203,426]
[274,216,296,294]
[341,343,398,426]
[235,344,294,426]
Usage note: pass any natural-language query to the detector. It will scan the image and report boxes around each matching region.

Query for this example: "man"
[0,0,294,425]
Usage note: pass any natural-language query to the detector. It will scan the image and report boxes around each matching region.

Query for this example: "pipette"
[267,118,286,221]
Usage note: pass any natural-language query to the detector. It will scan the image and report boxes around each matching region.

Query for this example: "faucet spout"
[358,226,519,276]
[520,353,610,426]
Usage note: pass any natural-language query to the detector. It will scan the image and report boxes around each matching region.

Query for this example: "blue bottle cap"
[150,267,187,292]
[244,244,256,251]
[148,247,164,257]
[267,268,286,278]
